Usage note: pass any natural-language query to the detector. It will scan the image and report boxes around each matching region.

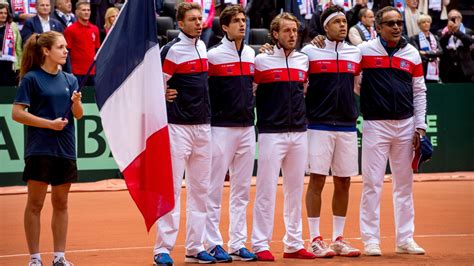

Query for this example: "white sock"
[332,215,346,241]
[30,253,41,261]
[53,252,65,261]
[308,217,321,241]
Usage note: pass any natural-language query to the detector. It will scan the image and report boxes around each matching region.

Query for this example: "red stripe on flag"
[122,126,174,231]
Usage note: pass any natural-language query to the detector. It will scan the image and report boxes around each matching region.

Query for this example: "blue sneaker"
[209,245,232,263]
[230,247,257,261]
[185,251,217,264]
[154,253,173,265]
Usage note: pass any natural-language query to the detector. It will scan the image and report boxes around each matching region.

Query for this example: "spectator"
[307,3,325,39]
[20,0,64,44]
[64,1,100,86]
[0,2,22,85]
[5,0,36,30]
[418,0,450,33]
[185,0,215,46]
[103,6,118,34]
[348,7,376,45]
[52,0,76,28]
[438,9,474,82]
[346,0,368,29]
[404,0,421,38]
[409,14,442,83]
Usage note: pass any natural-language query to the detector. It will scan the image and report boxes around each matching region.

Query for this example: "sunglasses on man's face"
[381,20,404,27]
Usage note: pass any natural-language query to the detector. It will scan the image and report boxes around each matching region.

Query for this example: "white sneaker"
[396,240,425,255]
[52,257,74,266]
[309,236,336,258]
[364,243,382,256]
[330,236,361,257]
[28,258,43,266]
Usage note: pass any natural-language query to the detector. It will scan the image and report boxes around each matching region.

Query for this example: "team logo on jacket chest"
[400,59,410,71]
[250,64,255,74]
[347,62,354,72]
[298,70,304,81]
[272,69,283,80]
[375,57,383,67]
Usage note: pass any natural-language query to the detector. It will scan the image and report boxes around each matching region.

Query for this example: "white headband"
[323,11,346,27]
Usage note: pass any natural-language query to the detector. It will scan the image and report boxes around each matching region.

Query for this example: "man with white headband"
[301,5,361,258]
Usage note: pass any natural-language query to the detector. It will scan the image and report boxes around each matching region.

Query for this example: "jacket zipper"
[285,53,292,132]
[334,42,340,126]
[238,43,246,126]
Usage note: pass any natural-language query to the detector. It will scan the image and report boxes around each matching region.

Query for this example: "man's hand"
[50,117,68,131]
[166,88,178,102]
[413,129,426,150]
[447,19,460,34]
[311,35,326,48]
[259,43,274,54]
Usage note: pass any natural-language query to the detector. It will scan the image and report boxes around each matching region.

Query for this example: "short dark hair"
[0,3,13,23]
[219,4,245,29]
[375,6,402,27]
[176,2,201,22]
[320,5,345,27]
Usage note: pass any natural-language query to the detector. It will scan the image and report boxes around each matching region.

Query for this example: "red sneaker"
[283,248,317,259]
[255,250,275,261]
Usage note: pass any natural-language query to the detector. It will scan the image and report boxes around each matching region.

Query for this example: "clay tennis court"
[1,172,473,265]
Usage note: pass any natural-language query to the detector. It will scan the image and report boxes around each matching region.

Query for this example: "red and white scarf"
[1,23,16,63]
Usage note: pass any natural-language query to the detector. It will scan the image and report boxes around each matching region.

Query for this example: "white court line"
[1,233,473,258]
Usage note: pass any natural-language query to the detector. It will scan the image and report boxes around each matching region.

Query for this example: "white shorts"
[307,129,358,177]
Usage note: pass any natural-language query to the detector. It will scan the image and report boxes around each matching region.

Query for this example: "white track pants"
[154,124,212,256]
[251,132,307,253]
[205,127,256,253]
[360,118,416,246]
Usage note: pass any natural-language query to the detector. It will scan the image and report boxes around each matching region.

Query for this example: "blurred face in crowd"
[324,14,347,41]
[418,19,431,32]
[273,19,298,51]
[361,9,375,28]
[405,0,418,9]
[36,0,51,17]
[178,8,202,38]
[356,0,368,6]
[223,12,246,41]
[447,10,462,32]
[43,36,68,66]
[76,3,91,23]
[377,10,403,43]
[56,0,72,13]
[108,9,118,25]
[0,7,7,24]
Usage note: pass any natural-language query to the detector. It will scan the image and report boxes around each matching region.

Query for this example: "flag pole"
[62,60,96,119]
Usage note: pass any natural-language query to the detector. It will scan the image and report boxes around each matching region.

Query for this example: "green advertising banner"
[1,84,473,186]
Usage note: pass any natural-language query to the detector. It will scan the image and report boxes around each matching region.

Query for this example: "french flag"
[94,0,174,231]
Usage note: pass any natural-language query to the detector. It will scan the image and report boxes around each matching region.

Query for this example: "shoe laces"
[312,238,329,251]
[29,258,42,266]
[53,257,73,266]
[336,238,352,247]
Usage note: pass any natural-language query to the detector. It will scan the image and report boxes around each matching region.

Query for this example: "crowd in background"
[1,0,473,86]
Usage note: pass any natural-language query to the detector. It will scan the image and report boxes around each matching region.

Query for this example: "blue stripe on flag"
[95,0,158,110]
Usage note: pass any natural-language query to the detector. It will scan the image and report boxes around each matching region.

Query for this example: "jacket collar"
[324,38,345,50]
[222,35,244,53]
[273,43,295,57]
[178,31,200,45]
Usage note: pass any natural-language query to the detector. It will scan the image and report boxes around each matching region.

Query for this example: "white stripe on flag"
[99,45,167,171]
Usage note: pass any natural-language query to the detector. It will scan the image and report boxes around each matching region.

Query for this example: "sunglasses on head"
[381,20,404,27]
